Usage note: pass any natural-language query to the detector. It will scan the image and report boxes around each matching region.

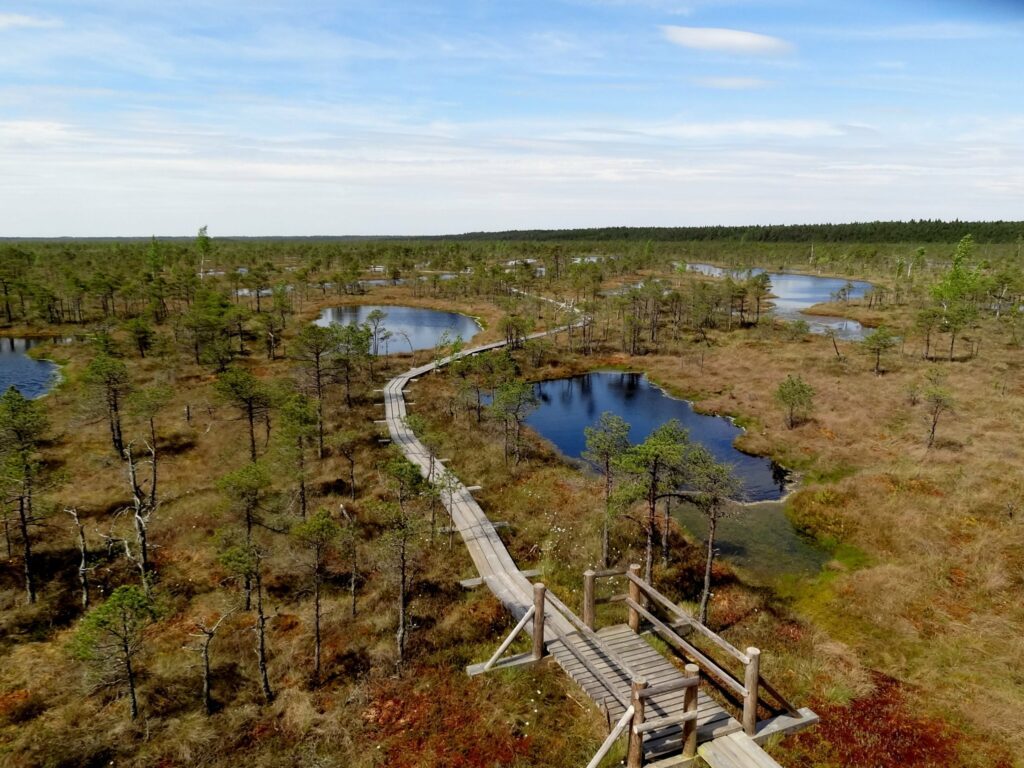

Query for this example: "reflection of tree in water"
[771,462,789,492]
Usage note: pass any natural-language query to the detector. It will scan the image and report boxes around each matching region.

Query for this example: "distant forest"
[444,220,1024,244]
[4,219,1023,246]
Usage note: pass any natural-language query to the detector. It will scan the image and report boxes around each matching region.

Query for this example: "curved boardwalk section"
[382,338,573,637]
[381,326,813,767]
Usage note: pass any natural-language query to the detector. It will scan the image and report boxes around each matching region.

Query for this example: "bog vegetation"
[0,225,1022,767]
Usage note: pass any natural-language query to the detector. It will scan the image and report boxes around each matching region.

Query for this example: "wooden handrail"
[625,570,749,664]
[637,675,699,699]
[544,589,644,684]
[483,605,535,672]
[621,572,799,719]
[634,708,698,735]
[758,675,801,718]
[591,567,628,578]
[625,597,747,699]
[584,705,634,768]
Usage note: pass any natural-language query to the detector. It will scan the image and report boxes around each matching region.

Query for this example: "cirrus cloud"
[0,13,61,31]
[691,76,772,90]
[661,25,793,55]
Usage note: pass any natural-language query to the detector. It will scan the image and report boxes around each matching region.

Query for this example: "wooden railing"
[584,664,701,768]
[471,579,701,768]
[583,564,800,736]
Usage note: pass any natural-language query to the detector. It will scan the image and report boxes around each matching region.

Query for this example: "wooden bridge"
[382,326,816,767]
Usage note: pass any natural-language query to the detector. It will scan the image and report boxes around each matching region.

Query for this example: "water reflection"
[315,305,481,353]
[685,263,872,340]
[528,372,786,502]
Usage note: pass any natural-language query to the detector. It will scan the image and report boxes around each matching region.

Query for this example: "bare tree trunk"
[123,636,139,719]
[148,421,158,508]
[2,504,11,559]
[125,445,150,575]
[67,508,89,609]
[254,569,273,702]
[247,402,257,462]
[601,463,612,569]
[644,499,655,584]
[312,574,322,685]
[698,515,717,625]
[396,537,408,671]
[661,497,672,568]
[18,496,35,604]
[297,437,307,518]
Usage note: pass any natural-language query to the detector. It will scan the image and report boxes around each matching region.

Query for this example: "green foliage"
[0,386,48,462]
[922,370,955,448]
[214,367,274,459]
[218,542,259,579]
[861,325,898,373]
[218,461,271,510]
[688,444,743,508]
[384,454,428,507]
[72,586,157,662]
[489,379,539,463]
[292,509,341,551]
[124,316,156,357]
[128,384,172,426]
[84,353,129,390]
[583,412,631,471]
[775,374,815,428]
[615,419,690,488]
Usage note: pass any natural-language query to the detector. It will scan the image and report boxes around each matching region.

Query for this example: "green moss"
[802,462,857,484]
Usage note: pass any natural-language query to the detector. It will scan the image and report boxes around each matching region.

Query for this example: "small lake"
[685,263,872,340]
[0,338,60,398]
[315,305,481,354]
[527,372,786,502]
[525,372,828,580]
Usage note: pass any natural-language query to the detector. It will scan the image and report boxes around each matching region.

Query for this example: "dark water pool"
[315,305,481,353]
[525,371,830,579]
[0,338,59,398]
[526,372,786,502]
[685,263,872,340]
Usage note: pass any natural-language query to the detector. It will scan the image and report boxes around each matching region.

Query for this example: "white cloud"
[0,120,76,144]
[691,76,771,90]
[0,13,61,31]
[661,25,792,55]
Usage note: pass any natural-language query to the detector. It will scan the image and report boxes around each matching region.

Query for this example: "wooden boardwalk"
[382,337,575,638]
[551,625,741,762]
[699,732,785,768]
[382,315,814,767]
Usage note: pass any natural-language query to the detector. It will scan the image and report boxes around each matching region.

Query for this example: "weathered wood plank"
[699,732,785,768]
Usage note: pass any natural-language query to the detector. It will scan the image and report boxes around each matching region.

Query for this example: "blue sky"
[1,0,1022,236]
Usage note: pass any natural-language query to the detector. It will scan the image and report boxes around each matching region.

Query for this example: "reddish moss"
[786,673,964,768]
[363,676,532,768]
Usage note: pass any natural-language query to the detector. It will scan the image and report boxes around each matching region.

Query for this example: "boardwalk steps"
[699,732,785,768]
[550,625,740,761]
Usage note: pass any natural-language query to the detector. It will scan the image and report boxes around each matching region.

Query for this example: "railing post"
[583,569,596,630]
[627,678,648,768]
[743,647,761,736]
[532,583,547,661]
[627,563,642,632]
[682,663,699,758]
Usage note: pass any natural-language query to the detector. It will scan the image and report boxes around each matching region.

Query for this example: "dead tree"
[66,507,92,609]
[186,609,236,714]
